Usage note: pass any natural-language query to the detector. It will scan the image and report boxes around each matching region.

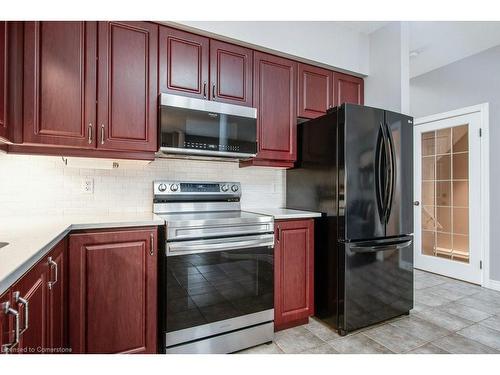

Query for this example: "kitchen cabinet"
[274,219,314,331]
[97,21,158,152]
[252,52,297,164]
[0,239,67,354]
[0,21,6,141]
[21,21,157,156]
[333,72,364,106]
[1,290,12,354]
[68,227,157,354]
[23,22,97,149]
[159,27,209,100]
[210,40,253,107]
[297,63,333,119]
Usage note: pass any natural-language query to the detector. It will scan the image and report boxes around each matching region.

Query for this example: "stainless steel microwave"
[158,93,257,159]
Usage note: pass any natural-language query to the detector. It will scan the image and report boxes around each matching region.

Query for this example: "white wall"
[410,45,500,282]
[173,21,370,76]
[364,22,410,114]
[0,154,285,218]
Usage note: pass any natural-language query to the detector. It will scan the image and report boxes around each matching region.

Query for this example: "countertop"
[245,208,322,220]
[0,213,165,295]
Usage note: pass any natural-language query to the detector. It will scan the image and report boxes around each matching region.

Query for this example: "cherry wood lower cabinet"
[0,239,67,354]
[274,219,314,331]
[68,228,157,354]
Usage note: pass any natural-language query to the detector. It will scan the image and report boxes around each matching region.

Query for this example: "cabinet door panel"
[12,260,49,353]
[210,40,252,106]
[297,63,333,119]
[23,21,97,148]
[274,220,314,330]
[333,72,364,106]
[98,21,158,152]
[69,228,157,354]
[159,27,209,99]
[0,22,6,140]
[254,52,296,162]
[47,240,67,352]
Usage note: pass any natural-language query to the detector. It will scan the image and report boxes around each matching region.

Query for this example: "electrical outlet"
[81,177,94,194]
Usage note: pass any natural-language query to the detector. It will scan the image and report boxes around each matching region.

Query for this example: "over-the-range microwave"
[158,93,257,159]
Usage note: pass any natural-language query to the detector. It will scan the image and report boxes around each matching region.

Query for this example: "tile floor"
[239,269,500,354]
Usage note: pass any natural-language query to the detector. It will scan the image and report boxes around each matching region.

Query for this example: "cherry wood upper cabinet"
[0,22,6,141]
[297,63,333,119]
[274,219,314,331]
[11,254,49,353]
[97,21,158,152]
[159,27,209,100]
[253,52,297,162]
[210,40,252,107]
[333,72,364,106]
[23,22,97,148]
[69,228,158,354]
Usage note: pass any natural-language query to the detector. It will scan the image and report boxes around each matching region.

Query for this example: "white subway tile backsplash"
[0,154,285,217]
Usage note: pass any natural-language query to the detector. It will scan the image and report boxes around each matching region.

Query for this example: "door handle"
[1,301,20,353]
[414,201,420,206]
[203,82,207,99]
[48,257,58,290]
[212,83,216,99]
[150,233,154,256]
[88,123,93,144]
[13,291,28,335]
[100,124,105,145]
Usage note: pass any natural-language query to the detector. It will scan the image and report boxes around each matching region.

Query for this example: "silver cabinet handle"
[1,301,20,354]
[100,124,105,145]
[13,291,28,335]
[212,83,216,99]
[203,82,207,99]
[48,256,58,290]
[150,233,154,256]
[88,123,93,144]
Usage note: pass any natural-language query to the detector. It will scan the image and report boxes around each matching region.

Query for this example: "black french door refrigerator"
[287,103,414,335]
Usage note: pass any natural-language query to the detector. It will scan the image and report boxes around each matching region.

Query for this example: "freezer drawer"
[340,235,414,333]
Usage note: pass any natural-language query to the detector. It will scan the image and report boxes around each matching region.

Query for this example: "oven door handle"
[166,234,274,256]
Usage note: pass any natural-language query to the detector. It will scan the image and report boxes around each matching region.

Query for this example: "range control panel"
[153,181,241,196]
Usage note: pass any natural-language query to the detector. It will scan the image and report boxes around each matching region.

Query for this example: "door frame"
[414,103,490,288]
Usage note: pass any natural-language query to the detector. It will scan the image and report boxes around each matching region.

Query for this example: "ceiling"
[409,21,500,78]
[336,21,389,34]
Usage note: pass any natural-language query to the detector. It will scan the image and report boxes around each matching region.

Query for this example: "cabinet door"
[11,258,49,353]
[274,219,314,331]
[0,22,6,141]
[97,21,158,152]
[297,63,333,119]
[69,228,157,354]
[254,52,297,162]
[47,240,67,352]
[333,72,364,106]
[210,40,252,106]
[23,22,97,148]
[159,27,209,100]
[1,290,12,354]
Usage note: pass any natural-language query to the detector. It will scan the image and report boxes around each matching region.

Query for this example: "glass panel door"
[414,110,482,285]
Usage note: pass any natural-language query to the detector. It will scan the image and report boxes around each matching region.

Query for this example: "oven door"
[164,234,274,347]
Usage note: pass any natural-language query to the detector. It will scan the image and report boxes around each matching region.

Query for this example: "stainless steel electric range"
[153,181,275,354]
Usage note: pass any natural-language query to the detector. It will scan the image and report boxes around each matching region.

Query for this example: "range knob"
[170,184,179,192]
[231,184,239,192]
[221,184,229,192]
[158,183,167,192]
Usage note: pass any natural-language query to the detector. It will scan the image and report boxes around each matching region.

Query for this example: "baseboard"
[484,279,500,291]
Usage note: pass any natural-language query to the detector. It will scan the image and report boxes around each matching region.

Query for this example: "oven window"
[160,106,257,154]
[165,246,273,332]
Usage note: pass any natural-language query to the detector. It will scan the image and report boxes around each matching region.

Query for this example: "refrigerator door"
[342,104,386,240]
[384,111,414,237]
[342,235,414,333]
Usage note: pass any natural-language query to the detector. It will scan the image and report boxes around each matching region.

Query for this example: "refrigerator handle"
[380,121,392,223]
[377,122,389,222]
[349,237,413,254]
[384,121,396,223]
